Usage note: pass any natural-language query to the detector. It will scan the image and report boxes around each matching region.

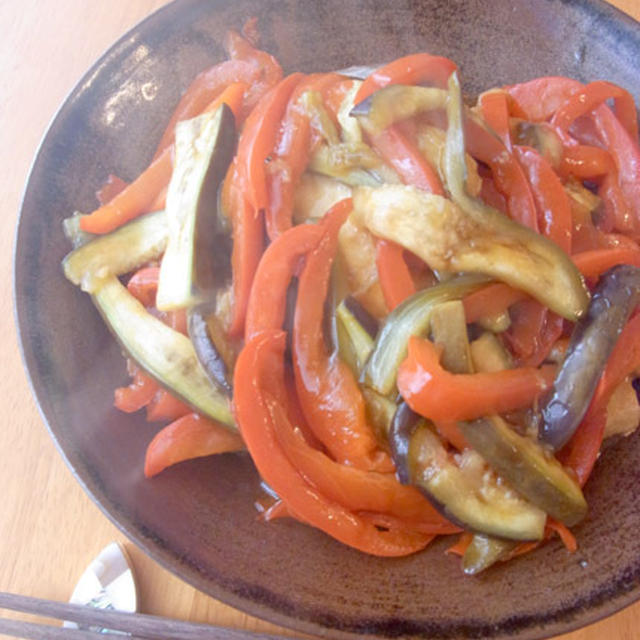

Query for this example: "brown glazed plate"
[13,1,640,638]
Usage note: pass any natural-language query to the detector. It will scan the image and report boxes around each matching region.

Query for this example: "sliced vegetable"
[443,73,588,319]
[63,213,94,249]
[429,300,473,375]
[236,73,303,213]
[245,222,324,339]
[375,239,416,311]
[234,329,433,556]
[93,276,234,429]
[458,416,588,527]
[293,199,392,471]
[558,313,640,487]
[63,210,167,293]
[156,104,236,310]
[351,85,448,132]
[541,265,640,450]
[335,299,375,375]
[397,336,555,423]
[367,126,444,194]
[389,404,546,541]
[188,305,233,395]
[144,413,244,478]
[354,53,457,103]
[364,274,489,397]
[353,183,588,321]
[462,535,517,576]
[469,332,514,373]
[80,145,173,234]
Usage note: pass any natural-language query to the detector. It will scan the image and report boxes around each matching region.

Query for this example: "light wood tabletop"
[1,1,639,639]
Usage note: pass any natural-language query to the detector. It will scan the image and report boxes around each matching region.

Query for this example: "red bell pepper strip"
[245,222,324,340]
[265,107,311,239]
[572,246,640,279]
[479,173,508,212]
[226,167,266,337]
[236,73,304,213]
[515,146,572,253]
[293,199,393,471]
[264,74,339,239]
[355,53,457,103]
[504,76,582,122]
[233,330,434,556]
[201,80,247,120]
[144,413,243,478]
[368,122,442,303]
[80,145,174,234]
[462,283,527,324]
[557,409,606,488]
[397,336,555,422]
[559,144,613,179]
[503,145,571,365]
[153,30,283,158]
[551,80,638,143]
[478,91,512,149]
[145,185,168,214]
[504,300,564,367]
[464,118,538,231]
[145,390,192,423]
[369,124,444,194]
[126,266,160,308]
[375,239,416,311]
[598,170,628,234]
[546,519,578,553]
[446,532,474,557]
[223,29,284,119]
[559,313,640,486]
[272,379,458,531]
[153,61,255,159]
[114,365,159,413]
[594,105,640,235]
[96,174,127,205]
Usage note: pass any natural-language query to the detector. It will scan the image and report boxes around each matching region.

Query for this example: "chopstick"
[0,592,298,640]
[0,616,149,639]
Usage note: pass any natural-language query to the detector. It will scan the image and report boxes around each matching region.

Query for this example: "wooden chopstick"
[0,616,149,639]
[0,592,298,640]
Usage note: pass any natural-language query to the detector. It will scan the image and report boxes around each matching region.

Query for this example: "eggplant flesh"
[93,276,235,430]
[350,84,448,133]
[352,184,588,322]
[156,104,236,311]
[441,72,588,322]
[363,273,490,396]
[63,210,167,293]
[541,264,640,451]
[390,403,546,541]
[459,416,587,527]
[462,535,517,575]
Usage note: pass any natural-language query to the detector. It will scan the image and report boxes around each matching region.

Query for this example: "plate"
[14,1,640,638]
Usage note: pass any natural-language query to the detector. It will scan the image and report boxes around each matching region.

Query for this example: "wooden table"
[1,1,639,639]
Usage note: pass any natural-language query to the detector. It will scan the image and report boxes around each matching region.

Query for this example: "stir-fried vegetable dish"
[62,19,640,573]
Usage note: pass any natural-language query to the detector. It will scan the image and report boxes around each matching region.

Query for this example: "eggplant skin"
[460,416,587,527]
[541,264,640,451]
[93,276,235,429]
[390,403,546,541]
[188,306,232,396]
[389,401,421,485]
[352,184,588,322]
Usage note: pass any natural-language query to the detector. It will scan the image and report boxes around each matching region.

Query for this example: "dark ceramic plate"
[14,1,640,638]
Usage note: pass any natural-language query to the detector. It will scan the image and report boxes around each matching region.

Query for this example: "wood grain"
[0,1,638,639]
